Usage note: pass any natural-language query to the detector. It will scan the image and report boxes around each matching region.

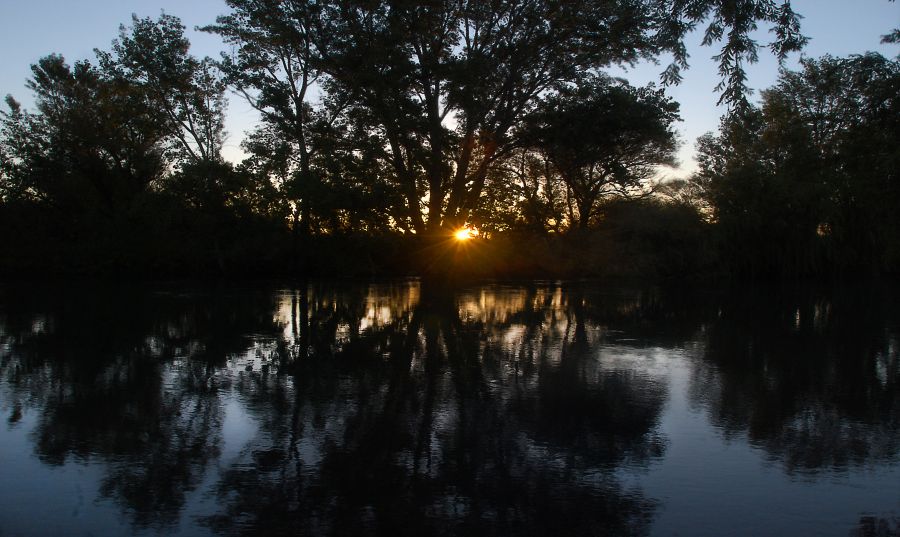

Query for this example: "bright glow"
[454,227,477,241]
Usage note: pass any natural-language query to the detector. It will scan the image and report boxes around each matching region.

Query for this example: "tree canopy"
[523,76,680,228]
[695,53,900,277]
[201,0,806,235]
[1,55,168,214]
[14,2,900,281]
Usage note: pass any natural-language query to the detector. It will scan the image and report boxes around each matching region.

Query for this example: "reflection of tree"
[851,514,900,537]
[205,282,673,536]
[0,284,284,529]
[690,286,900,473]
[4,281,899,534]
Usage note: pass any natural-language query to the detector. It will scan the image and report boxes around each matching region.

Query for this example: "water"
[0,281,897,536]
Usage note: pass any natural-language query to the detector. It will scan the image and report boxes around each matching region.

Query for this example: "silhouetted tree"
[301,0,804,235]
[98,14,243,216]
[1,56,167,216]
[0,98,26,203]
[770,54,900,273]
[472,148,565,234]
[0,15,232,217]
[0,1,813,278]
[523,76,680,229]
[695,53,900,276]
[203,0,322,236]
[100,15,226,169]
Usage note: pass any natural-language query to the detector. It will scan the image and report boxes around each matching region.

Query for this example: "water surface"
[0,281,897,536]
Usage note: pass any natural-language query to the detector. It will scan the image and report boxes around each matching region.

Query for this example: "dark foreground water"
[0,281,898,536]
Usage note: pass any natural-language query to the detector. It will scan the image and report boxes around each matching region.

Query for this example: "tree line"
[0,0,896,279]
[694,52,900,278]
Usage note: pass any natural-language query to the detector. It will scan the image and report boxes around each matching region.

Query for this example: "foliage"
[98,14,233,212]
[472,148,565,234]
[695,53,900,277]
[302,0,803,234]
[0,1,845,279]
[0,15,282,276]
[203,0,322,233]
[653,0,807,106]
[522,76,680,228]
[1,56,167,215]
[100,14,227,168]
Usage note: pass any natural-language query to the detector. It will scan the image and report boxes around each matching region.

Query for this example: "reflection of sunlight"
[502,325,528,353]
[360,306,395,332]
[30,316,49,334]
[276,284,422,344]
[459,288,558,324]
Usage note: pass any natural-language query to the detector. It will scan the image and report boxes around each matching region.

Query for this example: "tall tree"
[98,14,229,208]
[307,0,804,235]
[1,55,167,215]
[694,108,813,276]
[203,0,322,234]
[0,96,30,203]
[523,76,680,229]
[768,53,900,272]
[695,53,900,276]
[473,148,564,234]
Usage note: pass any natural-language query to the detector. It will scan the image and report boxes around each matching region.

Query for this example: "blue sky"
[2,0,897,173]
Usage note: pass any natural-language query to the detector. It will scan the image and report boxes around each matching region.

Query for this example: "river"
[0,281,897,536]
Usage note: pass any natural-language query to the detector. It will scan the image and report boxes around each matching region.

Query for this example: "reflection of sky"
[0,410,138,537]
[622,349,900,537]
[1,282,899,535]
[1,0,896,173]
[0,400,228,537]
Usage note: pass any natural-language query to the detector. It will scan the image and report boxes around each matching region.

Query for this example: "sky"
[1,0,898,175]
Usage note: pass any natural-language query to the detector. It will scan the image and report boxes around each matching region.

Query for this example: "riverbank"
[0,199,713,281]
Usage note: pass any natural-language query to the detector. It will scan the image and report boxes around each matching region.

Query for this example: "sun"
[454,227,478,241]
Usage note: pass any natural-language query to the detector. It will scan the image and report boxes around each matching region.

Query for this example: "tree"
[695,107,830,276]
[653,0,807,106]
[200,0,805,237]
[98,14,230,209]
[203,0,322,234]
[764,54,900,271]
[1,55,167,215]
[473,148,565,234]
[695,53,900,276]
[523,76,680,229]
[0,96,29,203]
[302,0,804,236]
[0,14,232,216]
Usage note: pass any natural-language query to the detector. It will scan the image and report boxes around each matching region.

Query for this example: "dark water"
[0,281,898,536]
